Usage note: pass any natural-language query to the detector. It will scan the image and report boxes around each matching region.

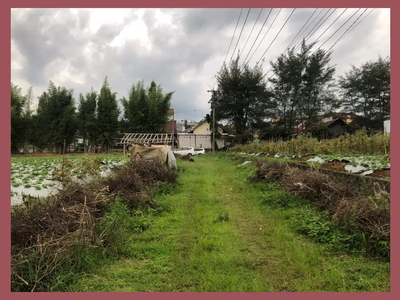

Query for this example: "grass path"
[70,155,389,292]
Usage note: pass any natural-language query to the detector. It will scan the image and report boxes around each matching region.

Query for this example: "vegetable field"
[230,131,390,178]
[231,131,390,156]
[11,155,126,206]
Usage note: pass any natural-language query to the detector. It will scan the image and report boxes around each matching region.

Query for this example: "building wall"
[177,133,226,150]
[178,134,212,149]
[384,120,390,134]
[164,120,177,133]
[328,123,344,137]
[216,138,224,149]
[193,122,211,134]
[193,121,224,135]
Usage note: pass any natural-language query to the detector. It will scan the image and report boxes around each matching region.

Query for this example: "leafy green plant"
[97,200,153,256]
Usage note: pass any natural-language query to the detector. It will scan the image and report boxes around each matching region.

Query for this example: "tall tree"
[268,40,336,139]
[300,48,336,128]
[23,87,35,148]
[78,88,97,153]
[121,80,173,133]
[11,83,26,152]
[36,81,77,154]
[339,56,390,131]
[214,55,273,143]
[269,46,305,138]
[24,86,34,117]
[96,77,120,152]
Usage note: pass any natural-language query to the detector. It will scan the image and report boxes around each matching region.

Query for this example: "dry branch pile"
[254,161,390,247]
[11,158,177,291]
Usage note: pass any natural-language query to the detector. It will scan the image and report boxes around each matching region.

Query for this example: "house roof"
[323,118,347,127]
[324,112,358,119]
[190,119,207,132]
[221,125,234,134]
[305,118,347,132]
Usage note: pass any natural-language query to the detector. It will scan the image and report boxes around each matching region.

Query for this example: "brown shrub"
[255,162,390,244]
[11,158,177,291]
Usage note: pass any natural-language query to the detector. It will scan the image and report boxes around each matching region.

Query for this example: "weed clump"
[254,161,390,258]
[11,158,177,292]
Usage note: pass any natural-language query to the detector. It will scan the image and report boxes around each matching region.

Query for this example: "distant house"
[190,119,211,134]
[221,125,234,135]
[322,112,358,124]
[190,119,227,135]
[305,118,348,139]
[176,120,197,133]
[178,119,233,150]
[324,118,348,137]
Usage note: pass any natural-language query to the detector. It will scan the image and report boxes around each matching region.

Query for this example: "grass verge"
[67,155,389,292]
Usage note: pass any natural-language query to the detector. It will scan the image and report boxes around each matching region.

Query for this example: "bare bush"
[254,162,390,247]
[11,158,177,291]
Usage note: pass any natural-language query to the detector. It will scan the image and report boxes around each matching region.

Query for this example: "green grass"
[65,155,389,292]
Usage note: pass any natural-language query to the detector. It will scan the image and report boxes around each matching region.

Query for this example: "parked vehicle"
[173,147,195,156]
[194,148,205,155]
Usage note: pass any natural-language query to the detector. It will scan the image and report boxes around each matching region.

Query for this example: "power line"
[292,8,342,53]
[266,9,335,78]
[223,9,243,65]
[300,9,333,45]
[265,8,350,79]
[266,8,377,81]
[289,8,325,50]
[256,8,297,65]
[308,8,348,48]
[290,8,335,53]
[300,8,337,46]
[230,8,251,62]
[240,9,264,58]
[340,8,375,41]
[316,8,361,50]
[242,8,274,65]
[246,8,282,64]
[326,8,368,53]
[286,8,318,50]
[212,8,243,89]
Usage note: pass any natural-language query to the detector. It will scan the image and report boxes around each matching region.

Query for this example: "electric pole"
[207,89,216,153]
[171,109,175,150]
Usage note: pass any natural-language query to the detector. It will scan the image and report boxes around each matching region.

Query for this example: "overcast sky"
[11,8,390,122]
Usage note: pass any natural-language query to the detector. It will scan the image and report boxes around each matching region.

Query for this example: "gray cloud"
[11,8,390,122]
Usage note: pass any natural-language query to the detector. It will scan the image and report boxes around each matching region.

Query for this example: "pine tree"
[121,80,173,133]
[78,88,97,152]
[11,83,26,152]
[35,81,77,154]
[96,77,120,152]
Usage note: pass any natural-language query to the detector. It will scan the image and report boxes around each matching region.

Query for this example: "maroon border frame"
[3,0,397,298]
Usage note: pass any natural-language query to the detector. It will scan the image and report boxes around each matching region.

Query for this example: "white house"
[177,119,231,150]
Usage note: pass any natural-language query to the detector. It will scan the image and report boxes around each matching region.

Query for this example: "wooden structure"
[119,133,174,154]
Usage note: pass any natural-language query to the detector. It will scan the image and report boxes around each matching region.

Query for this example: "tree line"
[213,40,390,143]
[11,77,174,154]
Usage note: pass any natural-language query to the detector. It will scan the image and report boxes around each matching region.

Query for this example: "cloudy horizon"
[11,8,390,122]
